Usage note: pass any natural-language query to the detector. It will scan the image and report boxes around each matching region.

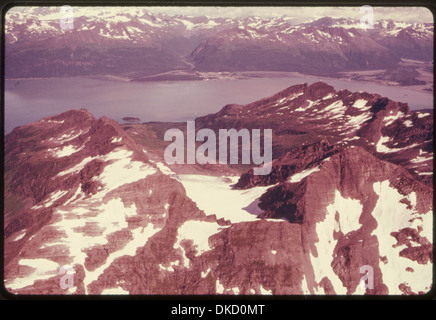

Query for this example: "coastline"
[5,69,432,95]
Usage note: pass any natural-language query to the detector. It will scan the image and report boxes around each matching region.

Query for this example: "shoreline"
[5,70,432,95]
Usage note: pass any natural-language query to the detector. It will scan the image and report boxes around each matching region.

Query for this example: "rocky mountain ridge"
[3,82,433,295]
[5,8,433,78]
[194,82,433,188]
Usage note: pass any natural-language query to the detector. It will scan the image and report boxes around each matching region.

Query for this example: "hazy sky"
[8,6,434,24]
[146,6,434,23]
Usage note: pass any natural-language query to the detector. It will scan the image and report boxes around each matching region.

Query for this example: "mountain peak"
[305,81,336,100]
[49,108,96,123]
[308,17,336,27]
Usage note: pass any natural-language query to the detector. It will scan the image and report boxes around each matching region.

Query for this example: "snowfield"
[371,180,432,294]
[176,175,278,223]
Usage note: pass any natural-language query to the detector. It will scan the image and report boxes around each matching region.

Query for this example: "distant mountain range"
[4,82,433,295]
[5,7,434,78]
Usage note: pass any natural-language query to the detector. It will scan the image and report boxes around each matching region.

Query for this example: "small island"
[122,117,141,123]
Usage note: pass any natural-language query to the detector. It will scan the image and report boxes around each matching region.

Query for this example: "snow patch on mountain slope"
[289,166,321,183]
[301,275,311,294]
[376,136,420,154]
[403,120,413,127]
[56,147,144,178]
[260,285,273,294]
[149,160,175,176]
[160,260,180,273]
[410,155,433,164]
[295,100,318,112]
[346,112,372,128]
[101,287,129,294]
[310,207,348,294]
[45,119,65,124]
[323,100,347,116]
[371,180,432,294]
[175,18,195,31]
[57,156,95,177]
[322,93,336,100]
[176,175,275,223]
[56,130,85,143]
[26,195,161,294]
[201,267,211,278]
[32,190,68,209]
[384,111,405,126]
[174,220,226,268]
[289,92,304,100]
[216,278,226,294]
[352,99,370,110]
[49,198,135,266]
[6,258,60,290]
[329,190,363,235]
[12,230,26,241]
[96,148,157,192]
[84,223,162,291]
[52,144,85,158]
[417,113,431,119]
[303,191,362,294]
[8,147,161,293]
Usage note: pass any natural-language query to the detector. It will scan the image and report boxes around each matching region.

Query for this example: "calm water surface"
[4,75,433,133]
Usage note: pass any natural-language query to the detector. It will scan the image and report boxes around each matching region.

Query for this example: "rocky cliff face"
[256,146,432,294]
[3,82,433,295]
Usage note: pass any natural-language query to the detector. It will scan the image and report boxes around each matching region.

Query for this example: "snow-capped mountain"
[4,8,433,78]
[4,82,433,295]
[189,16,433,73]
